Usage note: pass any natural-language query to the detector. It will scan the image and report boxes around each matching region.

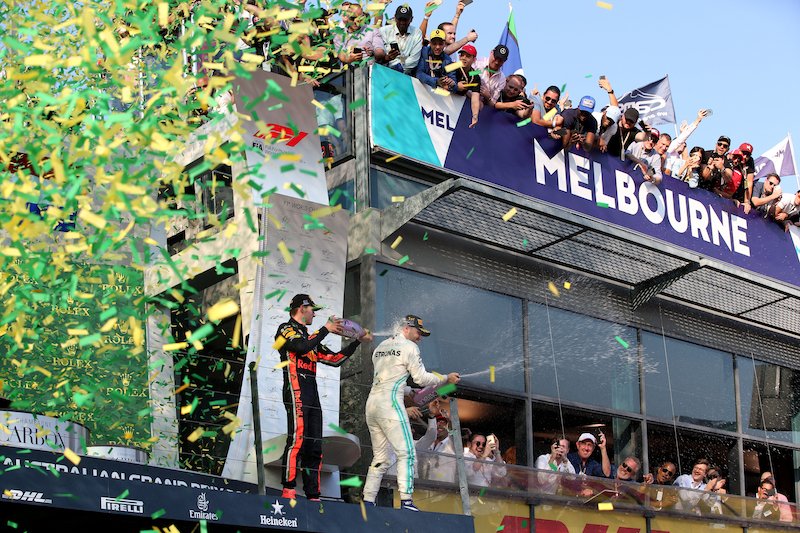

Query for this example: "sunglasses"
[620,463,635,474]
[544,96,559,103]
[767,181,780,186]
[661,467,676,477]
[474,441,486,447]
[717,142,730,148]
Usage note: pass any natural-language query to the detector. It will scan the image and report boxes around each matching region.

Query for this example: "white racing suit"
[362,334,443,501]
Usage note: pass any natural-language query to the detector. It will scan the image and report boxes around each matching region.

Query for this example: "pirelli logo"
[100,496,144,514]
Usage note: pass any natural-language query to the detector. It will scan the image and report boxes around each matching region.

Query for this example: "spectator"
[593,105,621,153]
[534,437,575,493]
[597,78,642,158]
[567,432,611,478]
[664,141,687,178]
[416,29,456,92]
[758,472,793,522]
[673,458,711,514]
[452,44,480,128]
[495,74,532,119]
[678,146,704,187]
[530,85,562,128]
[475,44,509,107]
[334,2,386,66]
[419,2,478,58]
[753,478,783,521]
[667,109,711,154]
[773,190,800,231]
[557,96,599,152]
[463,432,507,487]
[718,148,748,200]
[461,427,472,453]
[726,142,756,210]
[700,135,730,191]
[379,5,423,75]
[750,173,783,217]
[418,411,457,483]
[625,129,664,186]
[643,461,679,510]
[704,465,728,514]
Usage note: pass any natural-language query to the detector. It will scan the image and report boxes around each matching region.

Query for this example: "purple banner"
[441,105,800,288]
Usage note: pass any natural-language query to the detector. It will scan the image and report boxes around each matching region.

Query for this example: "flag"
[754,135,796,179]
[617,76,676,126]
[498,4,522,77]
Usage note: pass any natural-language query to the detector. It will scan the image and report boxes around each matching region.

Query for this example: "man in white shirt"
[773,189,800,231]
[474,44,508,107]
[379,5,423,74]
[463,432,507,487]
[418,411,457,483]
[534,437,574,493]
[362,315,460,511]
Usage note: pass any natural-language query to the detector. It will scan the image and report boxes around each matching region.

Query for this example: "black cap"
[290,294,322,311]
[395,5,412,19]
[717,135,731,145]
[623,107,639,124]
[492,44,509,61]
[404,314,430,336]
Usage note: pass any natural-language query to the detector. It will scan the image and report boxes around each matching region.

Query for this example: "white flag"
[754,135,796,179]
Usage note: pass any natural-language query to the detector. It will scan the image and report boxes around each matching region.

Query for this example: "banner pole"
[787,131,799,192]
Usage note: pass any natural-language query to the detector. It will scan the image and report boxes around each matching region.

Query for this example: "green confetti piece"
[280,164,295,173]
[364,247,377,254]
[264,289,286,300]
[560,83,567,93]
[379,269,388,276]
[328,423,348,435]
[496,527,505,532]
[339,476,363,487]
[151,508,166,519]
[115,489,129,501]
[522,239,528,246]
[516,118,531,127]
[479,487,487,497]
[386,124,395,137]
[423,232,429,241]
[7,521,17,529]
[397,255,409,265]
[289,183,306,198]
[521,520,528,528]
[596,201,610,208]
[78,332,101,347]
[468,70,481,76]
[466,147,475,159]
[99,307,117,321]
[615,336,629,349]
[200,519,208,533]
[263,445,277,454]
[187,323,214,342]
[585,74,593,78]
[437,383,457,396]
[329,189,343,206]
[300,169,318,177]
[299,251,311,272]
[348,98,366,110]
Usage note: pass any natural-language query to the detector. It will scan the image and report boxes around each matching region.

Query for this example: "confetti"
[151,509,166,519]
[299,251,311,272]
[516,118,532,127]
[289,499,297,508]
[385,154,401,163]
[379,269,389,276]
[467,147,475,159]
[360,500,368,522]
[390,236,403,249]
[391,196,405,203]
[437,383,457,396]
[328,423,348,435]
[547,282,561,297]
[433,87,451,97]
[273,337,287,351]
[585,74,593,78]
[187,427,205,442]
[397,255,410,265]
[489,366,495,383]
[278,241,293,264]
[63,448,80,465]
[207,300,240,322]
[596,1,613,9]
[502,208,518,222]
[596,201,610,208]
[598,502,614,511]
[339,476,363,487]
[445,62,462,73]
[423,232,429,241]
[274,360,290,369]
[564,282,572,290]
[615,336,630,349]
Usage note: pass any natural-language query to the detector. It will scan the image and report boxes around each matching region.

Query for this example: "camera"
[390,42,400,52]
[766,488,777,497]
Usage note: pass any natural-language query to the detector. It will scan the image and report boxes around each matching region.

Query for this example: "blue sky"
[414,0,800,191]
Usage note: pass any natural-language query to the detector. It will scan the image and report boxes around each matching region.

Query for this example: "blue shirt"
[416,45,457,90]
[567,452,606,478]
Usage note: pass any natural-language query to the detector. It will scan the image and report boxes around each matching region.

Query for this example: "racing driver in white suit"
[362,315,460,511]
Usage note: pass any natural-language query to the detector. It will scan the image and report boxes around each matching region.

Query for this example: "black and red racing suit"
[276,318,360,498]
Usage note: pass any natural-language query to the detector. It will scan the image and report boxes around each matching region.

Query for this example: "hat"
[717,135,731,146]
[623,107,639,124]
[492,44,509,61]
[605,105,621,123]
[403,314,431,336]
[578,432,597,444]
[429,29,446,42]
[459,43,477,56]
[731,148,744,158]
[394,4,412,19]
[739,142,753,155]
[290,294,322,311]
[577,96,595,113]
[435,413,450,422]
[648,127,660,140]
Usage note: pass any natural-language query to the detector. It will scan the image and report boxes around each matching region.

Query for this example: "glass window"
[533,402,642,474]
[738,356,800,444]
[529,304,639,413]
[314,73,351,164]
[642,332,736,431]
[328,180,356,213]
[741,440,796,501]
[370,168,430,209]
[375,265,524,392]
[647,423,739,495]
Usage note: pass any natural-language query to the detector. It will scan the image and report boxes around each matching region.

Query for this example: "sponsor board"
[2,489,52,504]
[260,500,299,528]
[100,496,144,514]
[188,492,219,521]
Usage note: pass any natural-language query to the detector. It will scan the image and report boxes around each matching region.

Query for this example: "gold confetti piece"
[78,209,107,229]
[547,282,560,297]
[278,153,302,162]
[67,328,88,336]
[390,236,403,249]
[24,54,53,67]
[445,62,462,73]
[311,99,326,110]
[187,427,204,442]
[278,241,293,264]
[63,448,81,465]
[144,237,158,246]
[391,196,405,203]
[273,336,287,351]
[162,342,189,351]
[274,360,290,369]
[489,366,495,383]
[360,500,368,521]
[385,154,401,163]
[310,204,343,218]
[207,300,240,322]
[267,214,282,229]
[1,248,21,257]
[564,282,572,290]
[366,3,386,11]
[158,2,169,26]
[502,208,518,221]
[34,366,52,378]
[598,502,614,511]
[174,382,189,395]
[232,314,242,349]
[289,499,297,508]
[596,1,613,9]
[180,403,193,415]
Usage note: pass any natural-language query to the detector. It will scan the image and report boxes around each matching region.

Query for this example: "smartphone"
[353,47,363,54]
[487,434,497,448]
[704,108,713,116]
[390,42,399,52]
[462,0,473,5]
[599,75,606,80]
[639,120,648,131]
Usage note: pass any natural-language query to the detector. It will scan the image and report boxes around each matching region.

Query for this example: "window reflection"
[642,332,736,431]
[738,357,800,444]
[370,168,431,209]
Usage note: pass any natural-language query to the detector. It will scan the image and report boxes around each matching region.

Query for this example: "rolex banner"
[369,65,800,287]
